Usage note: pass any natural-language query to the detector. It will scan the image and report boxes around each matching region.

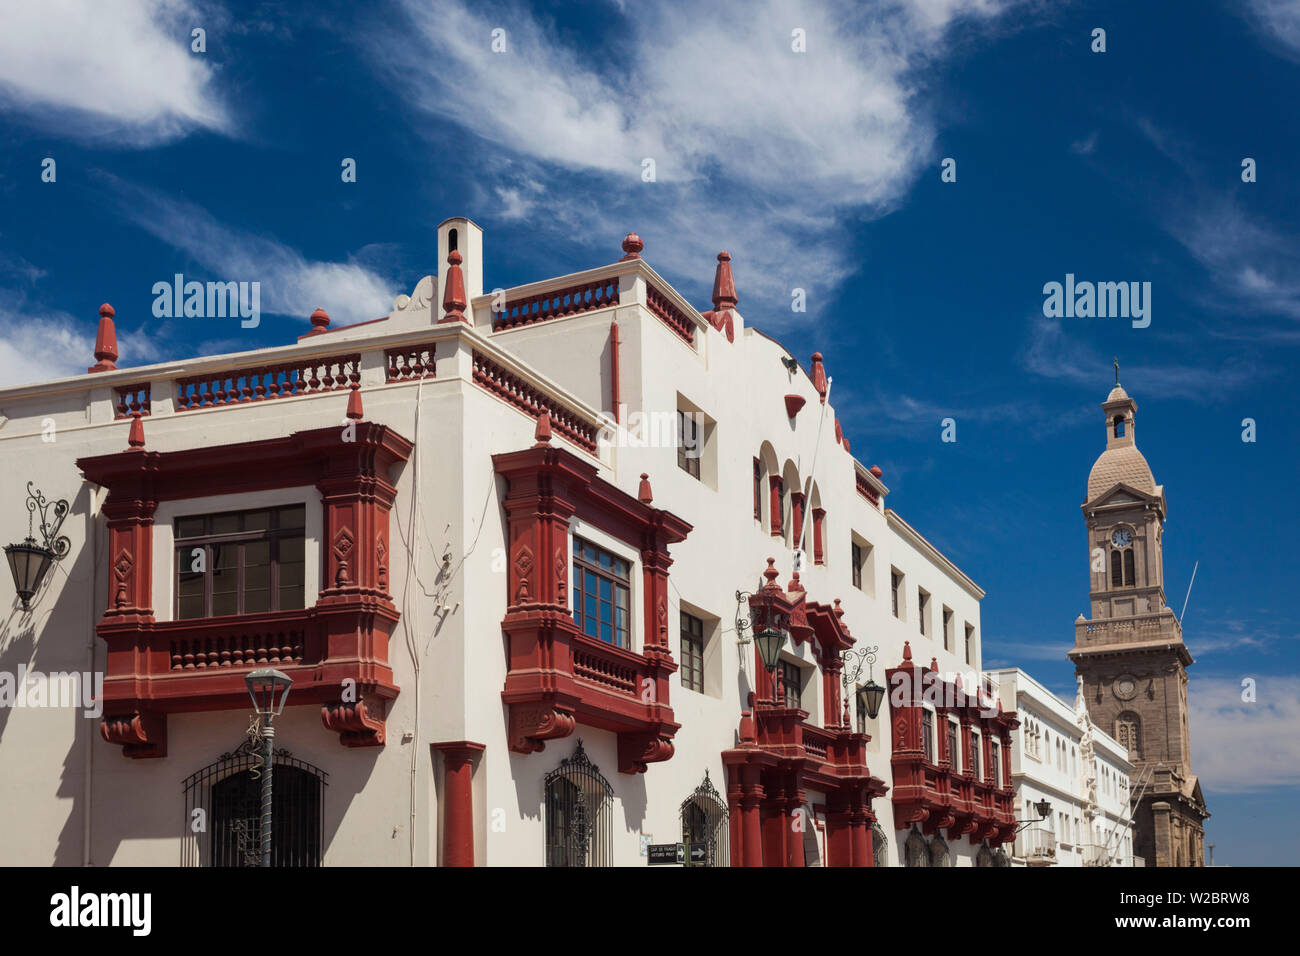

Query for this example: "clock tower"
[1068,372,1209,867]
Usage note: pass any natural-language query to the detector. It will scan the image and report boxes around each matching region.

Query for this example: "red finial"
[811,353,828,403]
[931,657,939,672]
[638,472,653,504]
[126,413,145,450]
[834,418,843,446]
[833,597,844,620]
[788,570,804,593]
[308,307,330,334]
[870,465,882,478]
[711,251,737,310]
[439,249,468,324]
[88,302,118,373]
[902,640,912,662]
[762,557,780,588]
[346,385,363,421]
[534,411,552,445]
[620,232,643,260]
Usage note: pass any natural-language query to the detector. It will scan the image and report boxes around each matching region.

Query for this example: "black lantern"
[5,483,69,611]
[1034,798,1051,820]
[857,676,886,722]
[752,599,789,674]
[841,643,881,732]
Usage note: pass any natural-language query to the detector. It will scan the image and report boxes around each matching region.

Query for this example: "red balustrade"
[385,343,437,381]
[471,351,598,452]
[856,469,880,505]
[114,383,151,420]
[645,284,696,346]
[176,355,360,411]
[495,277,621,331]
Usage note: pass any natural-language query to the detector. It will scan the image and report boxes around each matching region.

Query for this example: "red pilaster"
[769,476,783,537]
[790,490,806,548]
[434,740,485,867]
[811,507,825,564]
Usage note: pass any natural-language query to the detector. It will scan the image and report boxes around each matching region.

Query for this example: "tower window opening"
[1113,416,1125,437]
[448,228,459,252]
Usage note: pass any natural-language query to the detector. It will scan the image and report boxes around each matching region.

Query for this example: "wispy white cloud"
[1190,674,1300,793]
[0,0,230,146]
[367,0,1025,325]
[1020,317,1262,400]
[1070,130,1099,155]
[1244,0,1300,59]
[102,177,396,324]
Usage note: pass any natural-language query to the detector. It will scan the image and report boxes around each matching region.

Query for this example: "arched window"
[929,834,953,867]
[1111,548,1124,587]
[680,771,729,867]
[181,737,327,867]
[545,740,613,867]
[904,827,929,868]
[1114,712,1142,760]
[872,824,889,867]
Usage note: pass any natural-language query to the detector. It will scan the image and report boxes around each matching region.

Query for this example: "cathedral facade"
[1069,378,1210,867]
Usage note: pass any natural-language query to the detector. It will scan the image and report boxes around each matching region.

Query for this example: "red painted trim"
[610,321,621,423]
[784,394,806,419]
[811,507,826,565]
[434,740,485,867]
[769,476,783,537]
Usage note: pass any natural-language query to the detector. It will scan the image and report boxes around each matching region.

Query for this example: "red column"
[850,805,871,866]
[811,507,825,564]
[790,491,805,547]
[434,741,485,867]
[769,477,783,537]
[741,766,764,866]
[825,808,852,866]
[786,792,806,867]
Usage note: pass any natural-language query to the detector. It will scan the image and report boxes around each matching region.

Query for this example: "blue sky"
[1,0,1297,865]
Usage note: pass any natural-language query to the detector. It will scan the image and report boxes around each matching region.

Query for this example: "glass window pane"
[211,513,240,535]
[244,509,271,532]
[600,621,611,643]
[279,586,304,611]
[178,595,205,619]
[212,591,238,616]
[599,578,611,601]
[279,561,304,588]
[245,588,270,613]
[175,516,204,539]
[279,535,304,564]
[278,505,306,529]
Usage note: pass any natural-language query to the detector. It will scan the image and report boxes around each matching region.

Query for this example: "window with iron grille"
[680,771,729,867]
[544,741,612,867]
[677,409,701,479]
[851,543,863,589]
[948,720,960,772]
[174,505,306,619]
[780,660,803,709]
[572,537,632,648]
[922,709,934,763]
[182,738,326,867]
[680,612,705,693]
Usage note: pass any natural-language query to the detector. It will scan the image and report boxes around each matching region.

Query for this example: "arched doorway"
[544,740,613,867]
[680,770,729,867]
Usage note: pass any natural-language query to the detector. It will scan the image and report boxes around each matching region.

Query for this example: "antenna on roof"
[1178,560,1199,625]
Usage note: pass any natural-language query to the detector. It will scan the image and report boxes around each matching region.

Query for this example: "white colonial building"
[0,218,1021,867]
[991,668,1136,867]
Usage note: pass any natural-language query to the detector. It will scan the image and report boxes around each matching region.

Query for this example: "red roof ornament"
[834,418,843,446]
[346,385,364,421]
[810,352,828,403]
[902,640,912,662]
[307,307,330,335]
[931,657,939,672]
[869,465,883,479]
[534,411,553,445]
[638,472,653,504]
[711,251,737,311]
[620,232,643,260]
[88,302,119,373]
[439,250,469,324]
[126,413,145,450]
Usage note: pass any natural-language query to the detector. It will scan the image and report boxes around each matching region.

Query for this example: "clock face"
[1114,675,1138,701]
[1111,528,1133,548]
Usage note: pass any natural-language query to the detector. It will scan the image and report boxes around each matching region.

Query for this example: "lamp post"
[840,644,884,732]
[1014,798,1053,834]
[5,483,70,611]
[245,668,292,868]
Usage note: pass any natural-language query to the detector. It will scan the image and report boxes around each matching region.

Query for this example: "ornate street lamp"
[736,559,792,703]
[5,483,70,611]
[840,644,884,732]
[1015,798,1053,833]
[245,668,293,868]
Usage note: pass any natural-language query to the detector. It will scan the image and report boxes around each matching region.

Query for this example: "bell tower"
[1068,364,1208,867]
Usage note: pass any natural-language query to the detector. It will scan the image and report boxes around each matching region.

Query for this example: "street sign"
[647,843,679,865]
[687,843,707,864]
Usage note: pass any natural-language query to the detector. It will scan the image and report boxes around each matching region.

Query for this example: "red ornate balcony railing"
[385,343,437,381]
[646,283,696,346]
[855,469,879,506]
[472,350,599,453]
[114,383,151,419]
[176,354,360,410]
[572,633,642,697]
[495,277,621,331]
